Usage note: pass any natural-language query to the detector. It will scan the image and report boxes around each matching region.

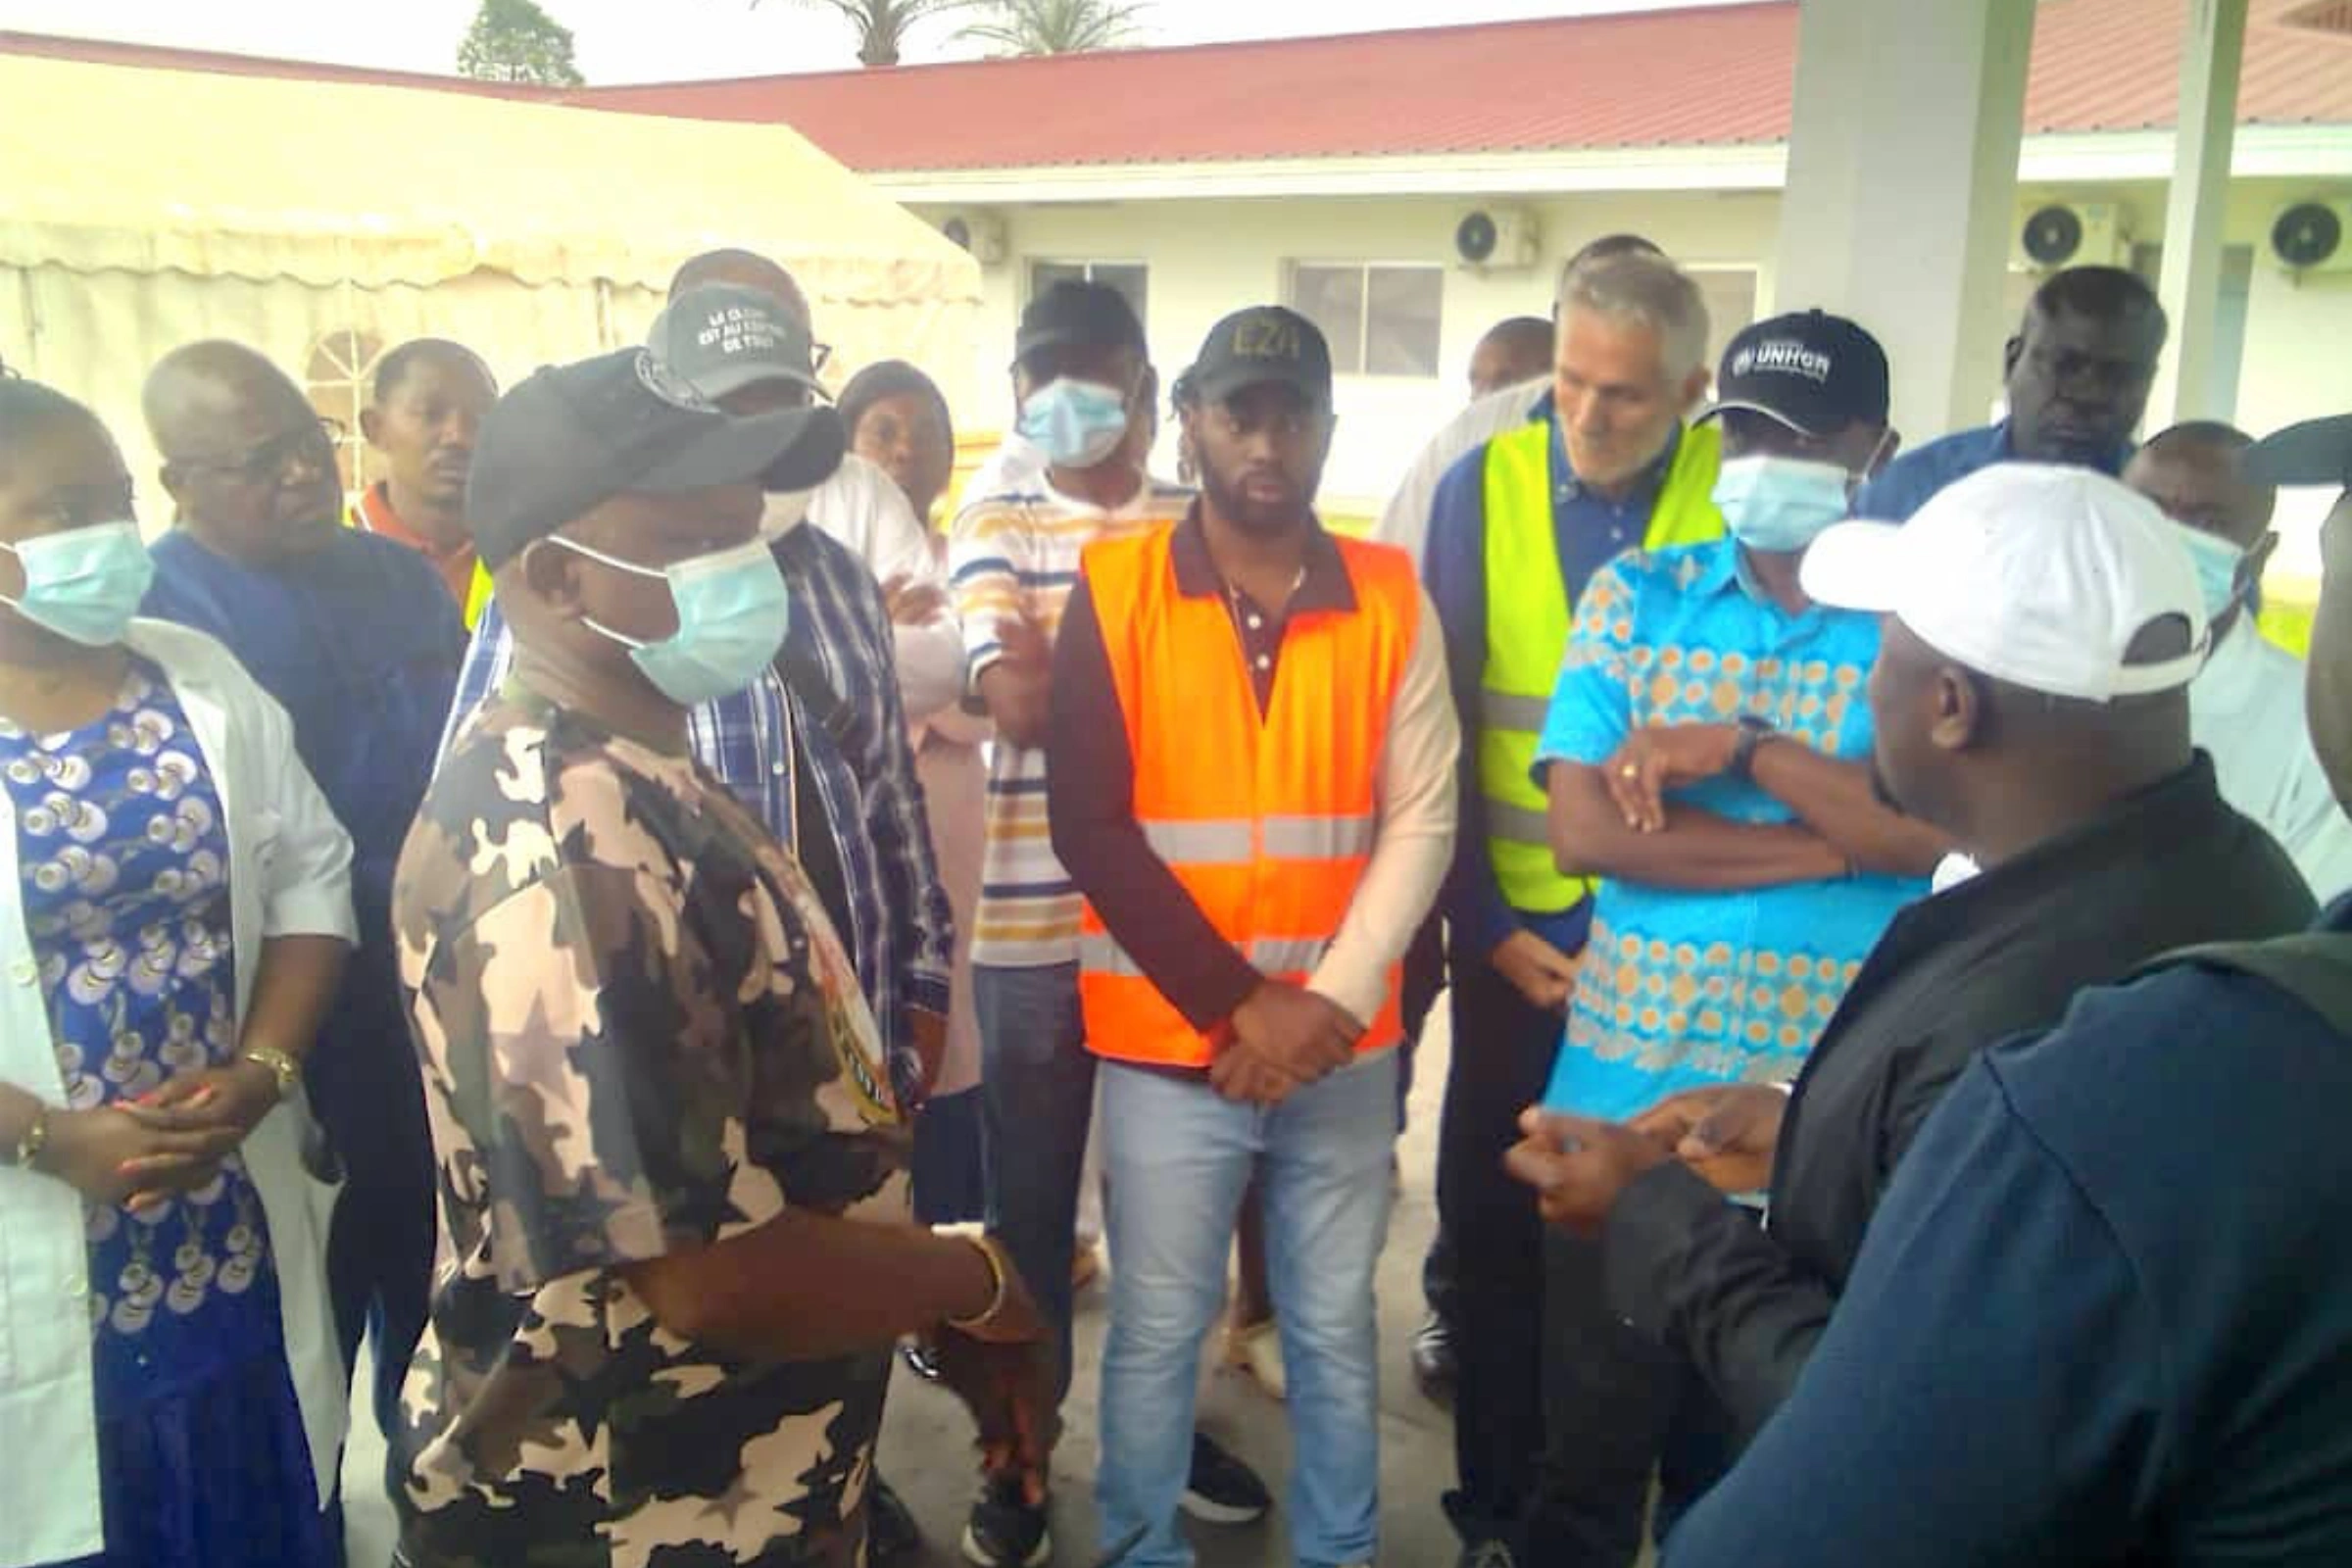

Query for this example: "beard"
[1199,464,1302,536]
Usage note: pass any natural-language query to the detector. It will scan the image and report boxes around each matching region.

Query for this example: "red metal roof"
[8,0,2352,176]
[559,0,2352,171]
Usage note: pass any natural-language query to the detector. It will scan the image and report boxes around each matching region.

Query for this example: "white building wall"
[912,175,2351,556]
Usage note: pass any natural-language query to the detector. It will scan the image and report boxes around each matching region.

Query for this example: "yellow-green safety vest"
[1478,418,1725,913]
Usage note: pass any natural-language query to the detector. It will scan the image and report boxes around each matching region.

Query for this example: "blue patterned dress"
[3,661,338,1568]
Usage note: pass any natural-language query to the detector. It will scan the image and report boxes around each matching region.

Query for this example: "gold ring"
[1621,763,1640,779]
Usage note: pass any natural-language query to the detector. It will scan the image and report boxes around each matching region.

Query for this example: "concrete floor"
[345,1016,1496,1567]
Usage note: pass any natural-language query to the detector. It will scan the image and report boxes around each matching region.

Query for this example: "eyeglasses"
[169,416,345,486]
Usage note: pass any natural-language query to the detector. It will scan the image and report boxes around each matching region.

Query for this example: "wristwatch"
[1727,714,1775,782]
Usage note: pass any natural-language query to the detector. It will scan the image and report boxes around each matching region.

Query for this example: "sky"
[0,0,1764,82]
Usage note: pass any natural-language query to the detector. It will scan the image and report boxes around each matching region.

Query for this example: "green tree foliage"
[761,0,980,69]
[456,0,586,86]
[961,0,1151,55]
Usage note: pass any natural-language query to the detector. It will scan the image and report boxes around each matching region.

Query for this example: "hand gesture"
[1503,1107,1673,1237]
[932,1249,1057,1507]
[1603,723,1742,834]
[1628,1082,1788,1194]
[41,1102,247,1214]
[1490,930,1581,1013]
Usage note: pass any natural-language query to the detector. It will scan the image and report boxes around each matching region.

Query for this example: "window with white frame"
[304,327,382,495]
[1287,263,1446,378]
[1028,261,1150,330]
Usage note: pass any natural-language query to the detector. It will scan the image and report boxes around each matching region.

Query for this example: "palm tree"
[961,0,1152,56]
[758,0,977,69]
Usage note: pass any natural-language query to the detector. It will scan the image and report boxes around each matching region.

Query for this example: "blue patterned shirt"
[1535,538,1924,1117]
[442,525,953,1099]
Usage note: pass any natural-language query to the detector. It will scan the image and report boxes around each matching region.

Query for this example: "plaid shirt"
[441,525,954,1100]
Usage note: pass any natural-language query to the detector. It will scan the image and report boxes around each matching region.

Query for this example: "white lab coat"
[0,619,355,1568]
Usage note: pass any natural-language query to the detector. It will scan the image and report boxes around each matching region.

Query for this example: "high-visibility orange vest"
[1076,525,1419,1069]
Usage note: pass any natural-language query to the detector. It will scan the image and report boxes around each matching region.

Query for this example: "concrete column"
[1770,0,2036,442]
[2148,0,2249,429]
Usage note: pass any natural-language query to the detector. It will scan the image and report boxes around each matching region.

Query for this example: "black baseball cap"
[2244,414,2352,490]
[649,283,827,404]
[1187,306,1334,411]
[1014,280,1149,368]
[467,348,846,569]
[1699,311,1890,437]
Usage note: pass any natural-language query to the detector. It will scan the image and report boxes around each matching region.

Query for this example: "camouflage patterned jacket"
[391,689,907,1568]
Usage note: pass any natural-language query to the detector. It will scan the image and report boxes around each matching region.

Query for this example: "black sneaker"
[1180,1432,1271,1525]
[867,1475,922,1561]
[961,1477,1052,1567]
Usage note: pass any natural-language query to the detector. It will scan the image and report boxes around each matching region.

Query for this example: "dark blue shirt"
[1849,419,2131,521]
[144,526,464,929]
[1665,898,2352,1567]
[1422,393,1680,959]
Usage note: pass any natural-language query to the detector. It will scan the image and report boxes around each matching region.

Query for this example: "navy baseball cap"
[1187,306,1334,411]
[1014,280,1148,368]
[1700,311,1890,437]
[467,348,845,569]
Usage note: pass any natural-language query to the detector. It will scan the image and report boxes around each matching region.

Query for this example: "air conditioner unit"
[2271,200,2352,274]
[938,211,1007,267]
[1454,207,1540,271]
[2014,201,2133,271]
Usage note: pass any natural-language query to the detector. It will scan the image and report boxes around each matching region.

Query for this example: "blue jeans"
[975,962,1097,1397]
[1097,1054,1399,1568]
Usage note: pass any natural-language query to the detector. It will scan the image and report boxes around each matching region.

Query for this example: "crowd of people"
[0,226,2348,1568]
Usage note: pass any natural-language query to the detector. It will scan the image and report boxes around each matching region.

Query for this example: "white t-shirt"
[1370,378,1549,565]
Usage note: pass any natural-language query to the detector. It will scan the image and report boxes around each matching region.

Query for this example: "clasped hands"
[1209,980,1362,1106]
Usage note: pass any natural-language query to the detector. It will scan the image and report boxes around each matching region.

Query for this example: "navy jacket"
[1665,897,2352,1566]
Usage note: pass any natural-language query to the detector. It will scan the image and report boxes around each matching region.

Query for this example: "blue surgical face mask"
[556,536,792,707]
[1711,455,1853,555]
[1017,377,1132,469]
[0,521,156,647]
[2175,524,2247,622]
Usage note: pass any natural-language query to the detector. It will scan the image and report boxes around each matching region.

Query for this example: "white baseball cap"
[1800,463,2209,702]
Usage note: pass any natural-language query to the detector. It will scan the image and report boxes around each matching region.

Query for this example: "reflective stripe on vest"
[1476,418,1724,913]
[1075,526,1418,1070]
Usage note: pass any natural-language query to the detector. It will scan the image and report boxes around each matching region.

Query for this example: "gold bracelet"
[10,1106,49,1170]
[940,1228,1010,1334]
[241,1047,301,1102]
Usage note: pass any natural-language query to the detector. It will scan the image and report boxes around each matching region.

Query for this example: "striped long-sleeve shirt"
[440,522,955,1101]
[949,474,1194,968]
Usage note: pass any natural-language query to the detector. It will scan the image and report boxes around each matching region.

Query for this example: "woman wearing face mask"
[0,378,356,1568]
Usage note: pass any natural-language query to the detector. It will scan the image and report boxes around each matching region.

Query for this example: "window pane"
[1365,266,1444,377]
[1091,264,1150,330]
[1029,262,1085,303]
[1291,265,1366,375]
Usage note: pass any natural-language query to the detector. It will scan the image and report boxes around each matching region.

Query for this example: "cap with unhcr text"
[466,347,846,570]
[1188,306,1335,411]
[1014,280,1149,368]
[1800,464,2208,703]
[1699,311,1891,437]
[648,283,827,405]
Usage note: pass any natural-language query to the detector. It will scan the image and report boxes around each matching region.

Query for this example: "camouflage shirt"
[391,689,908,1568]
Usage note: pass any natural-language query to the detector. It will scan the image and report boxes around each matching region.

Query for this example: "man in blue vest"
[1851,265,2167,521]
[1420,248,1722,1568]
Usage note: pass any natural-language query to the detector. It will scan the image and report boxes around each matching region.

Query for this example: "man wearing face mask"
[392,346,1058,1568]
[1528,311,1942,1562]
[2128,422,2352,901]
[1851,265,2167,521]
[949,280,1272,1567]
[138,340,466,1443]
[438,286,958,1556]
